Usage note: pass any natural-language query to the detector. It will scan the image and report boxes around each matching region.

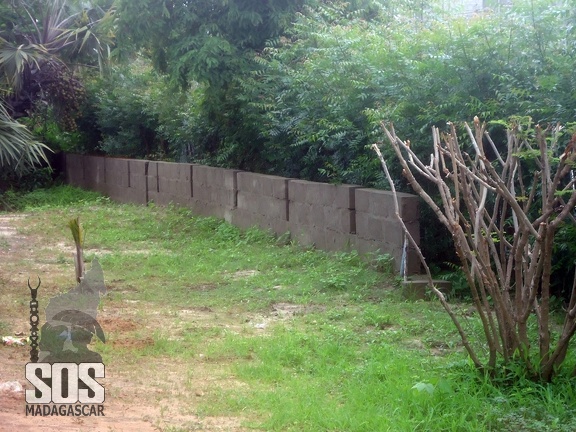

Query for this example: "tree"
[0,0,114,175]
[0,102,49,174]
[115,0,308,87]
[0,0,114,127]
[113,0,310,167]
[373,118,576,382]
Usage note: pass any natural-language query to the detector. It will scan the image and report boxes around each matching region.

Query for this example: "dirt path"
[0,214,253,432]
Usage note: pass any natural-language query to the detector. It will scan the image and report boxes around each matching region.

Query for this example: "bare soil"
[0,214,263,432]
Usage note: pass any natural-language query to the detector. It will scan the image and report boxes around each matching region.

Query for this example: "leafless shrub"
[372,118,576,381]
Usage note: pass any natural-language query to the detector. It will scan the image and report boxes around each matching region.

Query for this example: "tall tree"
[0,0,114,126]
[114,0,309,168]
[115,0,308,88]
[0,0,114,173]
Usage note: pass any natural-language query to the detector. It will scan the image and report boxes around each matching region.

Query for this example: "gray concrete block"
[229,208,255,230]
[323,207,355,233]
[121,185,147,205]
[324,229,353,252]
[289,201,312,226]
[288,179,311,203]
[355,212,382,239]
[156,161,179,178]
[290,225,323,249]
[310,182,336,207]
[355,188,394,217]
[146,161,159,193]
[105,158,129,188]
[65,154,85,188]
[84,156,106,193]
[334,184,359,209]
[203,166,239,190]
[128,160,147,190]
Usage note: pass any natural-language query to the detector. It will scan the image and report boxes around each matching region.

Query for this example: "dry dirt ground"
[0,214,267,432]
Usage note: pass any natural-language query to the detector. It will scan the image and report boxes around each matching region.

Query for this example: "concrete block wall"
[231,172,290,235]
[288,180,357,252]
[66,154,85,188]
[355,189,420,275]
[104,158,129,203]
[191,165,239,221]
[83,156,106,194]
[126,160,148,205]
[65,154,420,274]
[147,161,193,207]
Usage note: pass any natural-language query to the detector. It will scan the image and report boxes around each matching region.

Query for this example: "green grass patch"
[13,185,576,432]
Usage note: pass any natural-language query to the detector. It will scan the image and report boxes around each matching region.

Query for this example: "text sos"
[25,363,105,404]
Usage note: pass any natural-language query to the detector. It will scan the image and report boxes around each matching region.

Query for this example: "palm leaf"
[0,102,51,172]
[0,38,49,93]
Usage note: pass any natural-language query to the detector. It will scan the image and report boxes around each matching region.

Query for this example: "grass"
[7,185,576,431]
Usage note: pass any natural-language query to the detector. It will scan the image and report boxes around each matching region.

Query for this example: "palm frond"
[0,102,51,173]
[0,39,49,93]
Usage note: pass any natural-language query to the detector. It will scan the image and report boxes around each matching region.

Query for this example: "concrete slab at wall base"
[401,278,452,301]
[65,154,422,275]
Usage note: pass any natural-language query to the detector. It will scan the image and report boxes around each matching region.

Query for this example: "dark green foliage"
[115,0,308,88]
[91,64,165,157]
[90,0,576,280]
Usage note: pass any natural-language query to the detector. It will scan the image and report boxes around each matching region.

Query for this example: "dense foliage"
[1,0,576,384]
[81,0,576,274]
[90,0,576,179]
[4,0,575,293]
[0,0,114,180]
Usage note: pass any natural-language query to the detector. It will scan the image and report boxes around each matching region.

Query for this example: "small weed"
[56,254,68,264]
[436,261,471,299]
[369,251,394,274]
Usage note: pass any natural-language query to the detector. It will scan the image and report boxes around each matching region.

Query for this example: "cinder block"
[323,207,355,233]
[217,189,237,207]
[289,201,312,226]
[381,220,405,246]
[288,180,310,203]
[205,166,238,191]
[190,198,217,217]
[272,178,290,200]
[146,162,159,194]
[122,187,147,205]
[334,184,359,209]
[308,182,333,207]
[261,197,288,220]
[229,208,255,230]
[268,218,290,236]
[324,230,353,252]
[65,154,85,188]
[156,161,179,178]
[84,156,106,194]
[309,203,326,227]
[128,160,147,188]
[356,212,381,239]
[238,172,265,196]
[105,158,129,188]
[290,225,324,249]
[355,188,395,217]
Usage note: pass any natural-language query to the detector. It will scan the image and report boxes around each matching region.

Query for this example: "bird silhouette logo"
[38,259,106,364]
